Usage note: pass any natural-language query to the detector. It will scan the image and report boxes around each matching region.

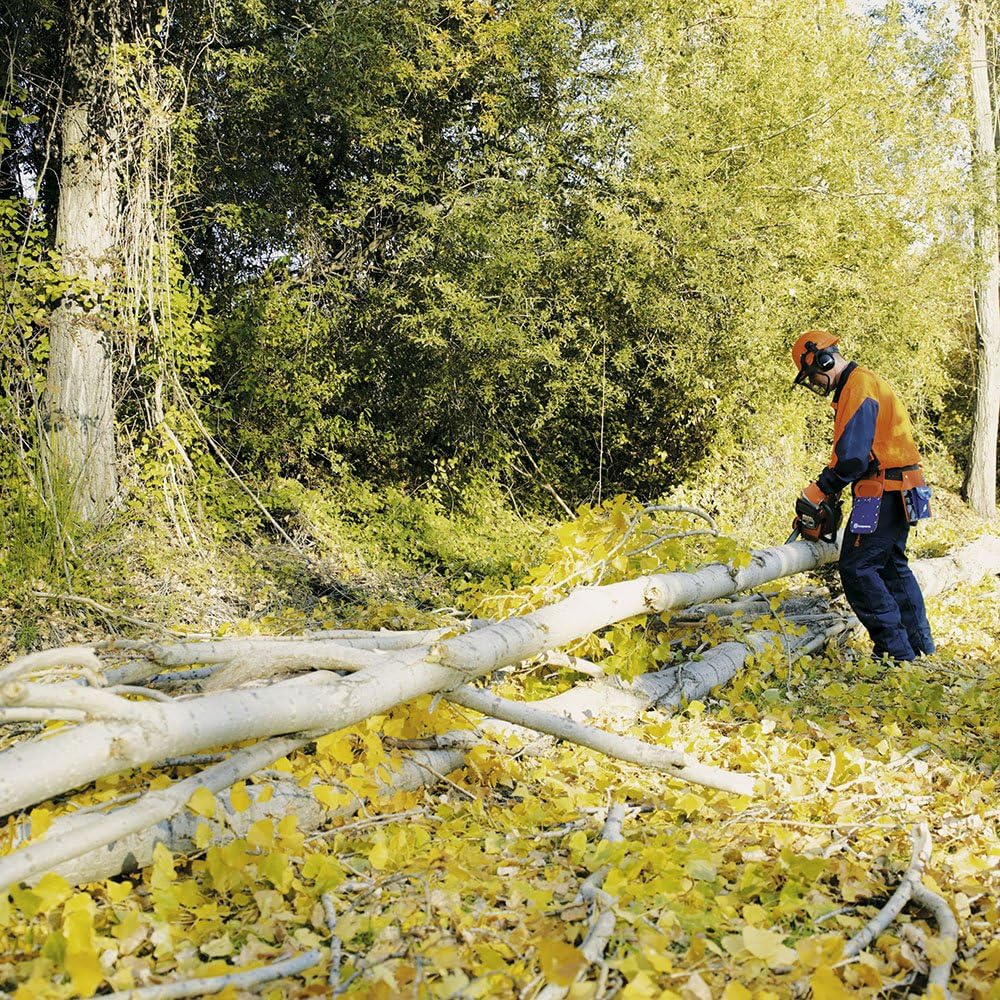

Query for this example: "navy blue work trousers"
[839,491,935,662]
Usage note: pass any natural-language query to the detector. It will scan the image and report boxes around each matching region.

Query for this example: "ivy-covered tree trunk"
[965,1,1000,520]
[44,101,119,520]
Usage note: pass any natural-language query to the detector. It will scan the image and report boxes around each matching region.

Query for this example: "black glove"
[795,493,841,543]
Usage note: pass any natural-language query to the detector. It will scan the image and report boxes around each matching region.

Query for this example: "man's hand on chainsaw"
[793,483,842,542]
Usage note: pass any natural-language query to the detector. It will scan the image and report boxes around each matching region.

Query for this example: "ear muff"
[805,340,836,373]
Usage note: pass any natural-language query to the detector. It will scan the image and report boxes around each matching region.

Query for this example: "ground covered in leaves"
[1,499,998,998]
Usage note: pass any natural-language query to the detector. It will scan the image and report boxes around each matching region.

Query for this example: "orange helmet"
[791,330,840,394]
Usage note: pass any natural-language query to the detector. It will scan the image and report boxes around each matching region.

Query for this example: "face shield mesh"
[792,346,837,397]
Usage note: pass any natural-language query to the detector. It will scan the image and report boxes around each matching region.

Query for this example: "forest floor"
[0,483,998,998]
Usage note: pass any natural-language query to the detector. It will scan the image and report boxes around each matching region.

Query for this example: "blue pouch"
[849,479,883,534]
[904,485,932,524]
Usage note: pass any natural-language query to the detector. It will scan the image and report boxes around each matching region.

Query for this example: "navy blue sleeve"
[816,397,878,494]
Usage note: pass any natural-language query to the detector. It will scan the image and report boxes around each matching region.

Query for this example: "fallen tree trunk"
[476,616,853,733]
[0,536,841,818]
[2,532,997,893]
[6,743,468,889]
[911,535,1000,597]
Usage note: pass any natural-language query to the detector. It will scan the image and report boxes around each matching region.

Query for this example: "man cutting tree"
[790,330,935,663]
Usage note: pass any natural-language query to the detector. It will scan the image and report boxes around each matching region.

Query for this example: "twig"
[844,824,932,958]
[623,529,717,559]
[910,883,958,994]
[31,591,200,638]
[307,808,431,841]
[321,893,342,988]
[0,646,103,688]
[107,684,175,702]
[447,685,755,796]
[99,949,321,999]
[885,743,934,769]
[0,680,154,724]
[539,801,625,1000]
[408,758,476,801]
[66,792,143,816]
[813,905,855,926]
[332,946,408,996]
[0,707,86,725]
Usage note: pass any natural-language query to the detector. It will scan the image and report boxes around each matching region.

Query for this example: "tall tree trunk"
[965,2,1000,519]
[44,101,119,520]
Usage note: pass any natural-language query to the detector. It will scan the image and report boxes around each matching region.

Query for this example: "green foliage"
[4,0,983,551]
[0,108,72,591]
[188,0,972,512]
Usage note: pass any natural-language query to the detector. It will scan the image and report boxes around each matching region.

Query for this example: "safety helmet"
[791,330,840,396]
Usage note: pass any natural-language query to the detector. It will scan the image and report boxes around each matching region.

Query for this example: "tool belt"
[879,463,924,491]
[854,463,930,527]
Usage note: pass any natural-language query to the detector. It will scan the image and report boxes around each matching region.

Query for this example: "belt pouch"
[849,478,883,534]
[900,468,931,524]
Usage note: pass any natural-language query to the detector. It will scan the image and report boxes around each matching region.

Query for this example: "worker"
[790,330,935,662]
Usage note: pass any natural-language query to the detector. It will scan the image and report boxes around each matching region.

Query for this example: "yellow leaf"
[29,807,52,839]
[230,782,251,812]
[313,785,354,809]
[65,948,105,997]
[194,822,213,849]
[369,833,390,870]
[741,926,797,967]
[679,972,711,1000]
[247,819,274,850]
[675,792,705,816]
[64,894,103,996]
[105,880,133,904]
[810,965,852,999]
[974,938,1000,972]
[111,908,141,948]
[187,786,217,818]
[256,784,274,804]
[540,940,586,986]
[796,933,844,969]
[277,814,301,849]
[201,933,233,957]
[316,732,355,765]
[721,984,752,1000]
[620,971,658,998]
[721,934,747,957]
[32,872,71,914]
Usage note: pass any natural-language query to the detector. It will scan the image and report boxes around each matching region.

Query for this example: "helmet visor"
[793,367,834,396]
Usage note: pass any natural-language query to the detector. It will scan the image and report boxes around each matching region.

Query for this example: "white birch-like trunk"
[1,534,996,834]
[0,537,840,818]
[8,745,465,889]
[966,2,1000,519]
[45,101,119,521]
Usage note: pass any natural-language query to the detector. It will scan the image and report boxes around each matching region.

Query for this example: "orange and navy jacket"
[815,362,921,495]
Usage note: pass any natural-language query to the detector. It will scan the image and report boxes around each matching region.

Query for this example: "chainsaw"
[785,496,842,545]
